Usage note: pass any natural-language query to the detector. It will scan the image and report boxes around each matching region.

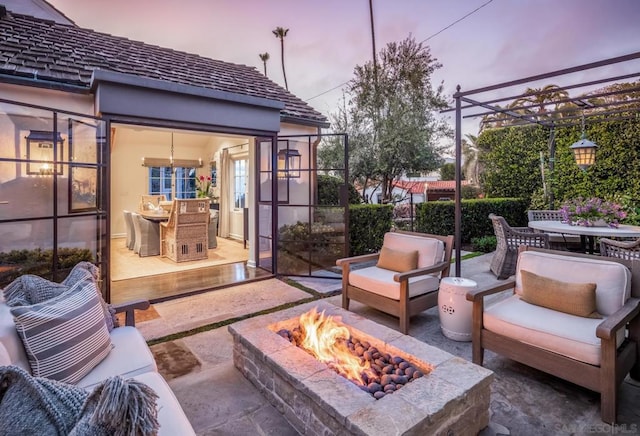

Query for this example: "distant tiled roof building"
[425,180,470,201]
[0,8,328,127]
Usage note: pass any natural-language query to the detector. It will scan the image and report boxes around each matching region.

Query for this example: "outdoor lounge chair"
[600,237,640,260]
[489,213,549,279]
[466,246,640,424]
[336,230,453,334]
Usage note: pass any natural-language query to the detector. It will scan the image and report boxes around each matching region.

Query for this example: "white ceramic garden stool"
[438,277,478,342]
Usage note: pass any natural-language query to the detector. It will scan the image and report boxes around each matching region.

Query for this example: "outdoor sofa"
[0,270,195,434]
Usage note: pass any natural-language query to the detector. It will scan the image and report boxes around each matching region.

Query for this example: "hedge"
[415,198,529,243]
[348,204,393,255]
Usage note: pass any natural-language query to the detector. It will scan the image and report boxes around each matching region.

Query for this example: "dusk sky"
[47,0,640,142]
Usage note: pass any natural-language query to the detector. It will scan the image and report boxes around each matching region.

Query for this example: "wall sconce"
[26,130,64,176]
[569,112,597,171]
[277,148,301,178]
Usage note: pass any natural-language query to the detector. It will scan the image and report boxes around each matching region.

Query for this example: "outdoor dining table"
[528,220,640,254]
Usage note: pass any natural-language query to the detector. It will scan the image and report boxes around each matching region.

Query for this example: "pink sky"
[47,0,640,140]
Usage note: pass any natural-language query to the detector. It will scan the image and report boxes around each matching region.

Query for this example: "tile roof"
[425,180,470,191]
[393,180,426,194]
[0,10,328,126]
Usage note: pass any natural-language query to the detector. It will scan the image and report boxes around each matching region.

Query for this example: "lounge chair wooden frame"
[466,246,640,424]
[336,230,453,335]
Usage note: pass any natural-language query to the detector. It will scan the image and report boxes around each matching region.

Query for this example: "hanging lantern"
[569,112,597,171]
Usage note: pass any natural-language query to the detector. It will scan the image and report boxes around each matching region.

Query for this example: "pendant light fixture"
[569,111,597,171]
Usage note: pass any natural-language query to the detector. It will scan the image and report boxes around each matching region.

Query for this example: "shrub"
[415,198,529,243]
[0,247,94,288]
[348,204,393,255]
[471,236,497,253]
[317,174,361,205]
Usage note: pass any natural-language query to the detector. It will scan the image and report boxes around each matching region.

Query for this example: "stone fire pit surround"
[229,301,493,435]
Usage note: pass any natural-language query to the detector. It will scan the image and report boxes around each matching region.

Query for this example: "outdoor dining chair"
[599,237,640,260]
[489,213,550,279]
[527,209,581,250]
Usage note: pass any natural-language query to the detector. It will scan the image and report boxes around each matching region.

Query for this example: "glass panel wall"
[0,101,106,290]
[275,134,348,277]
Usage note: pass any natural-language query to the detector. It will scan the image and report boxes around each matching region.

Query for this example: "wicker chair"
[140,194,167,211]
[160,198,210,262]
[489,213,550,279]
[527,209,582,251]
[599,238,640,260]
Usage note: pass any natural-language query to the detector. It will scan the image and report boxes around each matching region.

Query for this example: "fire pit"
[275,307,429,399]
[229,301,493,435]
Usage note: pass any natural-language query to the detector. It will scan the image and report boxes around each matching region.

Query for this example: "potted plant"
[560,197,627,228]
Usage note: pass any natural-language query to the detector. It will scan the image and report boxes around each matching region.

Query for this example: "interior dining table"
[528,220,640,254]
[139,209,171,222]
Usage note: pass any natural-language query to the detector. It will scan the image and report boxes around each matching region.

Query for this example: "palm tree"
[461,134,481,185]
[272,27,289,90]
[511,84,569,120]
[259,52,270,76]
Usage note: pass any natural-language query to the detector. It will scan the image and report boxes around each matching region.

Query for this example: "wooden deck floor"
[109,261,273,304]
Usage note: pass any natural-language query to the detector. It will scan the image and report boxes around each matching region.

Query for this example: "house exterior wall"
[0,82,94,116]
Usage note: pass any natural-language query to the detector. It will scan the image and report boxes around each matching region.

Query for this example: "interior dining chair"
[123,210,135,250]
[131,213,160,257]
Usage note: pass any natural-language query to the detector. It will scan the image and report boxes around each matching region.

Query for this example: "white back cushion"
[515,251,631,316]
[0,341,10,366]
[383,232,444,268]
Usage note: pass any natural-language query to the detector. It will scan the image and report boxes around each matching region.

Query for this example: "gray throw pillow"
[10,282,113,384]
[3,262,118,331]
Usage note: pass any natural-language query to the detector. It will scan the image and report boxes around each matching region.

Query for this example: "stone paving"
[139,253,640,436]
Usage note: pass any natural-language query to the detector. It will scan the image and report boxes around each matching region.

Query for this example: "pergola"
[448,51,640,276]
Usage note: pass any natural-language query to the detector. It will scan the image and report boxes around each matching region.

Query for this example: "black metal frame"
[447,51,640,276]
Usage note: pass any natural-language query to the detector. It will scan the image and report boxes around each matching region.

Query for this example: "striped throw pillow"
[10,282,113,384]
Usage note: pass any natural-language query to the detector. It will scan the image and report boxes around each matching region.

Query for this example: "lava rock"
[391,374,408,384]
[380,374,393,386]
[367,382,382,394]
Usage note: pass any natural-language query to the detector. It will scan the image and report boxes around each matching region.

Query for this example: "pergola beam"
[450,52,640,277]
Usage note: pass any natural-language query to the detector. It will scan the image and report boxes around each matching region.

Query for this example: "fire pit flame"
[298,308,373,385]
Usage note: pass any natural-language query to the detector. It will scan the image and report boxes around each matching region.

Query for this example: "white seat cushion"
[383,232,444,269]
[132,371,196,436]
[76,326,157,389]
[0,299,30,370]
[484,295,624,366]
[349,266,440,300]
[514,251,631,316]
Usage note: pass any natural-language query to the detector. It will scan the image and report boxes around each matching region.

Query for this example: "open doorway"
[109,123,259,303]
